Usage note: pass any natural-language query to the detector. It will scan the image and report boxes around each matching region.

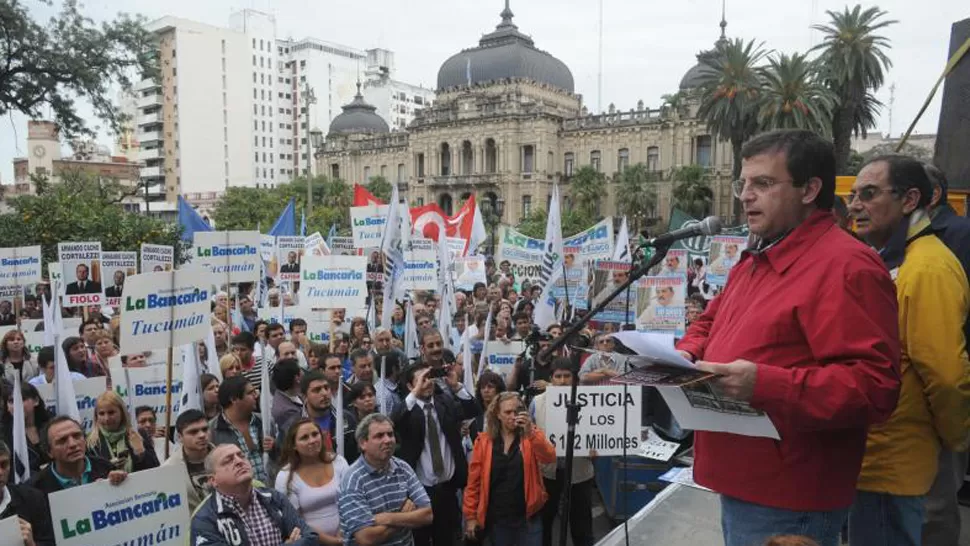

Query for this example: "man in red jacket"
[678,129,901,546]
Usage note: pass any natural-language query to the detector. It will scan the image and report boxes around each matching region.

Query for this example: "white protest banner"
[258,305,300,330]
[496,226,545,289]
[300,255,367,309]
[453,255,486,291]
[140,243,174,273]
[707,235,747,286]
[49,465,189,546]
[101,251,137,307]
[544,385,641,456]
[192,231,261,284]
[119,267,213,353]
[24,331,44,355]
[305,232,330,256]
[260,234,276,263]
[330,236,357,256]
[563,217,615,265]
[0,285,23,321]
[636,276,686,337]
[20,318,42,333]
[57,241,104,308]
[401,248,438,293]
[111,364,184,418]
[37,377,105,433]
[350,204,390,248]
[0,245,42,287]
[48,261,63,287]
[61,317,81,341]
[0,516,24,546]
[276,236,305,282]
[483,340,524,378]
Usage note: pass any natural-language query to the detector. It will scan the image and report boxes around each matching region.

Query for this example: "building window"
[522,145,534,173]
[331,163,340,179]
[380,165,387,177]
[647,146,660,172]
[590,150,601,172]
[547,151,554,172]
[253,54,256,66]
[417,153,425,177]
[696,135,712,167]
[440,143,451,176]
[522,195,532,217]
[461,141,473,175]
[364,166,371,181]
[564,152,574,176]
[618,148,630,172]
[397,163,405,183]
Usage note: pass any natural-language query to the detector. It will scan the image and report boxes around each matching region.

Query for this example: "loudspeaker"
[934,18,970,190]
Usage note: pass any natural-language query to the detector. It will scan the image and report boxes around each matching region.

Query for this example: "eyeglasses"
[732,177,792,199]
[847,185,897,204]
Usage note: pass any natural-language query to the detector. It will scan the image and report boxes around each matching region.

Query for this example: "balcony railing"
[429,173,501,188]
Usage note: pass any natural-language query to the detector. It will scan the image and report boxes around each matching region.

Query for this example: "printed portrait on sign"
[64,261,102,295]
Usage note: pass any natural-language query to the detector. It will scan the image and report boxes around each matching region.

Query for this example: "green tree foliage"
[0,0,158,138]
[670,166,714,220]
[569,166,608,219]
[514,207,597,240]
[811,5,896,174]
[211,176,352,234]
[696,38,769,181]
[615,163,659,233]
[364,176,393,203]
[0,171,183,267]
[758,53,837,136]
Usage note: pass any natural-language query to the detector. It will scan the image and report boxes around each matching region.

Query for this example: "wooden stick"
[163,345,174,460]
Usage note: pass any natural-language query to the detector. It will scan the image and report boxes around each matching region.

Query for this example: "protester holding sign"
[210,376,275,483]
[0,440,55,546]
[30,416,127,494]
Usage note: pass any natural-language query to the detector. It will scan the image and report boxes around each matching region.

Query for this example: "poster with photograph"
[305,232,331,256]
[0,285,22,326]
[649,249,689,277]
[587,260,636,323]
[636,276,687,337]
[330,236,357,256]
[57,241,104,307]
[453,256,486,291]
[276,236,305,282]
[707,235,747,286]
[101,251,138,307]
[0,245,42,287]
[140,243,174,273]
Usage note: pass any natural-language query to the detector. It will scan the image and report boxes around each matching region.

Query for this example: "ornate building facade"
[318,4,736,227]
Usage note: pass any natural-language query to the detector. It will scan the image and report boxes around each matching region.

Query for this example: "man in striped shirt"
[338,413,432,546]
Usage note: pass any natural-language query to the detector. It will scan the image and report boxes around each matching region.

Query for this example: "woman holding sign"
[464,392,556,546]
[86,391,159,473]
[275,419,349,546]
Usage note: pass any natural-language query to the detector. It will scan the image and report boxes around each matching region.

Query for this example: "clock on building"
[32,145,46,158]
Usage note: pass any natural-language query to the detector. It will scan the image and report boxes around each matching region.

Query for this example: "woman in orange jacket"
[463,391,557,546]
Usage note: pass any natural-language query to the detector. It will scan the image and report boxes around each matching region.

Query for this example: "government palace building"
[317,3,737,226]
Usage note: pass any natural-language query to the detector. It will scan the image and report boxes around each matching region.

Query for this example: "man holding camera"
[394,363,480,546]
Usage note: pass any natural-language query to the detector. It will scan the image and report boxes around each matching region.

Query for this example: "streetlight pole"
[303,83,317,218]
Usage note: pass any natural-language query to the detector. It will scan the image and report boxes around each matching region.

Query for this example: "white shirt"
[0,486,10,516]
[405,393,455,487]
[29,372,86,386]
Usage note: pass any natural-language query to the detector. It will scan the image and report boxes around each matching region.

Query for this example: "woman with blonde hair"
[87,391,159,473]
[274,419,348,546]
[219,353,243,378]
[464,391,556,545]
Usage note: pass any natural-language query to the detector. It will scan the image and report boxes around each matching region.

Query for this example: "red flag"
[353,184,384,207]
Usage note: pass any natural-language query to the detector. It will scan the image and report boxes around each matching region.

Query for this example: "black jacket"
[29,455,115,494]
[86,428,160,473]
[393,386,481,488]
[0,483,56,546]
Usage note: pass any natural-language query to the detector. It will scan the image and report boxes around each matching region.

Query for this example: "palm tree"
[616,163,659,233]
[670,166,714,220]
[811,5,896,174]
[758,52,837,136]
[695,38,768,182]
[568,166,607,220]
[661,91,688,118]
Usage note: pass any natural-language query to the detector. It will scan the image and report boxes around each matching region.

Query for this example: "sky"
[2,0,966,185]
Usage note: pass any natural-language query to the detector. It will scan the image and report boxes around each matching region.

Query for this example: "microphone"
[641,216,723,248]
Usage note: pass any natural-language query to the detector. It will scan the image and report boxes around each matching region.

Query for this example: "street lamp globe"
[310,128,324,149]
[495,197,505,219]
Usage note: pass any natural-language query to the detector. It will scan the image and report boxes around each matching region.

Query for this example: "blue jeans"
[848,491,924,546]
[488,516,542,546]
[721,495,849,546]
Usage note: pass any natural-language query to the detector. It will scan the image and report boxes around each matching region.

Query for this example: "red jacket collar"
[747,210,837,275]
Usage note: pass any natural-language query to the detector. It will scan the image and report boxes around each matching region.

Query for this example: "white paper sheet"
[610,330,694,370]
[656,386,781,440]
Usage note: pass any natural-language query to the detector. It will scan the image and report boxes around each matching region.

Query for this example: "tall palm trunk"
[731,136,744,221]
[832,93,859,175]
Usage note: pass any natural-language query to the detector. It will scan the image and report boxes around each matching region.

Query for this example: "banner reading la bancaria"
[119,267,214,353]
[0,245,42,287]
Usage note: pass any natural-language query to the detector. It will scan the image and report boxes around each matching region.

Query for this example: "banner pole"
[163,345,174,460]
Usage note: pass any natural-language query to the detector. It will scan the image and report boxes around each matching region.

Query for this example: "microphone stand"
[540,243,672,546]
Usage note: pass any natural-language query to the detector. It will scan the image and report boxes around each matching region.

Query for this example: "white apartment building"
[363,76,436,131]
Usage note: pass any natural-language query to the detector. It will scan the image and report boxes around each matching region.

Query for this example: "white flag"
[204,328,222,381]
[258,340,274,469]
[534,184,564,329]
[462,314,474,392]
[404,300,419,360]
[614,216,631,262]
[468,201,488,255]
[12,378,30,484]
[335,381,345,457]
[477,307,494,380]
[381,185,404,330]
[179,343,202,414]
[53,333,80,421]
[42,281,61,347]
[437,225,453,351]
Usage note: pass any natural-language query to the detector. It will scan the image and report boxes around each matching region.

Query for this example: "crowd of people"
[0,128,967,546]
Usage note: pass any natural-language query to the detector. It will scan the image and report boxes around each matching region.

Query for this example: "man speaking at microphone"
[676,129,901,546]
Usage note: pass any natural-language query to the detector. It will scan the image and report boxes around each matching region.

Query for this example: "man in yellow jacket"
[848,154,970,545]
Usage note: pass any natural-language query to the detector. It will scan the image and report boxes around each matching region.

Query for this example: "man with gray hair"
[338,413,432,546]
[190,443,317,545]
[0,440,54,546]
